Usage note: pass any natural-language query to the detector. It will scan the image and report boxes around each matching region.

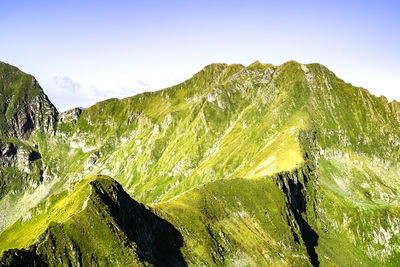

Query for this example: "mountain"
[0,62,57,203]
[0,60,400,266]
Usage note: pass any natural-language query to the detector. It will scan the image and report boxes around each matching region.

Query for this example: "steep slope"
[0,175,186,266]
[0,60,400,266]
[0,62,57,139]
[0,62,58,225]
[44,61,307,203]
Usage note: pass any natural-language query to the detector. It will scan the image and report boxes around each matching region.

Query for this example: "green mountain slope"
[1,175,186,266]
[0,60,399,266]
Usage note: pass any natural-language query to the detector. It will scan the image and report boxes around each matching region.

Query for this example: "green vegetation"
[0,60,400,266]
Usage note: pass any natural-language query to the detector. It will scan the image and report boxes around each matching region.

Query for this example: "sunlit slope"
[50,61,400,265]
[48,61,312,204]
[51,61,400,204]
[0,176,93,251]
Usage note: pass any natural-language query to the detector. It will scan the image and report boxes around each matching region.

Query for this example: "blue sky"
[1,0,399,111]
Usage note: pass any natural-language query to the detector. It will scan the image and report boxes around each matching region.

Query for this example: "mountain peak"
[0,62,57,139]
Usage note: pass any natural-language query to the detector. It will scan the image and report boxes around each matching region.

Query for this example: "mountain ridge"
[0,60,400,266]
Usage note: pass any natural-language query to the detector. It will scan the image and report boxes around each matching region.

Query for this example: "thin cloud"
[52,76,81,92]
[136,80,149,87]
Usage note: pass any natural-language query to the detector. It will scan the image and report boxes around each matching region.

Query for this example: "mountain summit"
[0,61,400,266]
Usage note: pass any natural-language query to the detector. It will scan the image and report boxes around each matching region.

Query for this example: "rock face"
[0,60,400,266]
[0,62,56,200]
[0,62,57,139]
[0,142,18,168]
[0,139,43,199]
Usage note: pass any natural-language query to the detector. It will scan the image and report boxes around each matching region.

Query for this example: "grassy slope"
[155,176,308,266]
[1,175,186,266]
[0,61,400,266]
[0,176,92,251]
[47,61,308,203]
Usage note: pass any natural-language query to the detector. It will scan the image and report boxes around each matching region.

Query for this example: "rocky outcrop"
[0,142,18,168]
[0,62,54,199]
[0,141,42,171]
[0,139,43,199]
[58,107,82,125]
[6,81,58,139]
[0,62,58,139]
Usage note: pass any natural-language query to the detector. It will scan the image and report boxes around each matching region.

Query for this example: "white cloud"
[52,76,81,92]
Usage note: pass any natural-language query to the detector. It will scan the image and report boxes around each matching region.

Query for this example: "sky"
[0,0,399,112]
